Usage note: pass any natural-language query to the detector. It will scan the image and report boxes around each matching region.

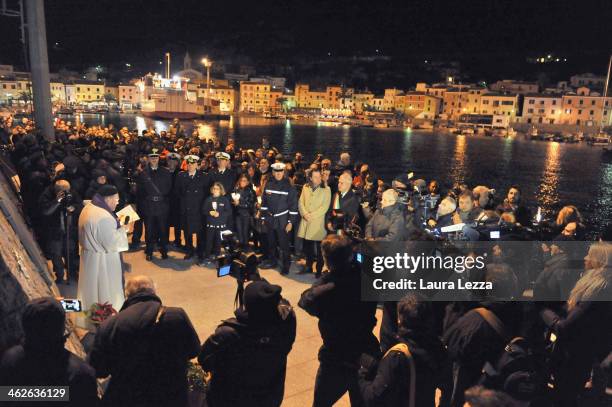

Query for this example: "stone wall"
[0,160,85,358]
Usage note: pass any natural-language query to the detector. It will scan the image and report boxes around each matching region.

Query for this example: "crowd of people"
[0,115,611,407]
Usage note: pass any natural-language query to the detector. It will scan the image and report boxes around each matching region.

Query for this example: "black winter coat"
[0,345,98,407]
[209,167,236,197]
[175,170,209,227]
[359,329,447,407]
[365,203,406,241]
[88,293,200,407]
[202,195,231,227]
[198,299,296,407]
[135,165,172,217]
[299,269,380,364]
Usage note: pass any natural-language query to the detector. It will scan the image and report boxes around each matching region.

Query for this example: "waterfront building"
[239,81,270,112]
[65,81,105,104]
[351,91,374,113]
[479,92,519,119]
[560,87,612,127]
[521,94,563,124]
[118,83,142,109]
[569,73,606,90]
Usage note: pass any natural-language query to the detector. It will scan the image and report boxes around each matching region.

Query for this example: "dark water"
[68,113,612,237]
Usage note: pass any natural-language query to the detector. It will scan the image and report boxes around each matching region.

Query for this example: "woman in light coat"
[297,169,331,277]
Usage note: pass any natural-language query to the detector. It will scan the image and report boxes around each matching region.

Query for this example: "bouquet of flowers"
[86,302,117,326]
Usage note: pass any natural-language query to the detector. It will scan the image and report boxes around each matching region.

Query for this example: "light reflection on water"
[536,142,561,218]
[67,113,611,236]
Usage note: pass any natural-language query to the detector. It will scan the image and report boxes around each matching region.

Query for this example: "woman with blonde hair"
[540,242,612,406]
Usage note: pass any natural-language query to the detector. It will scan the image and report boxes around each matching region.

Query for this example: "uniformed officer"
[209,152,236,197]
[175,154,209,261]
[259,162,298,275]
[165,152,182,248]
[136,148,173,261]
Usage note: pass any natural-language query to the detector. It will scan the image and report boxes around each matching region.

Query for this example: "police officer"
[166,152,183,248]
[209,152,236,197]
[259,162,298,275]
[175,154,209,261]
[136,148,172,261]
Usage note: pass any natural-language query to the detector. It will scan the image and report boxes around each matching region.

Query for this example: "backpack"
[384,342,416,407]
[473,308,544,402]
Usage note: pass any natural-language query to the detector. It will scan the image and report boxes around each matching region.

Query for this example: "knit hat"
[98,184,119,197]
[244,281,282,322]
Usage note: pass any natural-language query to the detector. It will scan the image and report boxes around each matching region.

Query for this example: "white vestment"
[76,203,127,324]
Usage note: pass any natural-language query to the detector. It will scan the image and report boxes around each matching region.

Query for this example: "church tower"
[184,52,192,71]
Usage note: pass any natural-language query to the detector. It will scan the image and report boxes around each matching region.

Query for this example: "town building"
[560,87,612,127]
[490,80,539,94]
[65,82,105,104]
[239,81,270,112]
[521,94,563,124]
[569,73,606,90]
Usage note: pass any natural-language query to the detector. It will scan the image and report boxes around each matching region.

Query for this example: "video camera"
[216,231,260,307]
[216,230,259,282]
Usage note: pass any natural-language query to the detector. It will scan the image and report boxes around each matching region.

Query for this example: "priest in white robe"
[77,185,128,326]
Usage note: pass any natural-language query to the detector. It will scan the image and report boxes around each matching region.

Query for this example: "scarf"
[92,193,120,228]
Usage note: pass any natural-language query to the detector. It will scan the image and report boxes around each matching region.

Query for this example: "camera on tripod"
[216,230,259,282]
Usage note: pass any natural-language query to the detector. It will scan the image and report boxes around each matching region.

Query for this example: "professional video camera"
[216,230,260,307]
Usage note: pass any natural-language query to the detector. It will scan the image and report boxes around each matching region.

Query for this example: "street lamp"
[201,57,212,97]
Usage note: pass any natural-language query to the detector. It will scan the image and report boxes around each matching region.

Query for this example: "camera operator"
[365,189,406,242]
[299,234,380,406]
[0,297,99,406]
[199,280,296,407]
[39,179,82,284]
[326,172,360,235]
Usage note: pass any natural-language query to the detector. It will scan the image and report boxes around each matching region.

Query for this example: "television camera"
[216,230,260,308]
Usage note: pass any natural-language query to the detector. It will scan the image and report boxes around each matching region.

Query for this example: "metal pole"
[25,0,54,141]
[602,55,612,131]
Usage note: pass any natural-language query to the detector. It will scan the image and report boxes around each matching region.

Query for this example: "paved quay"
[60,244,383,406]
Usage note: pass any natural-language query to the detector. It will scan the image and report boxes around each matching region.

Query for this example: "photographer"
[327,172,360,235]
[0,297,99,407]
[299,235,380,406]
[199,280,296,407]
[39,179,82,284]
[358,293,447,407]
[365,189,406,242]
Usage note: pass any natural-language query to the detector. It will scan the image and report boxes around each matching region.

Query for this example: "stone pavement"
[59,244,383,407]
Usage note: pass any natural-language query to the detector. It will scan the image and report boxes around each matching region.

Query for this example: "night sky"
[0,0,610,80]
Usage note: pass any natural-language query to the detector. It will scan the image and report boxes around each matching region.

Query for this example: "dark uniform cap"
[148,148,161,157]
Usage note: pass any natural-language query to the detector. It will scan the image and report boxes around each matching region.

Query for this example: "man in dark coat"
[208,152,236,197]
[39,179,82,284]
[443,301,523,407]
[299,235,380,407]
[365,189,406,241]
[199,280,297,407]
[326,172,360,234]
[258,163,299,274]
[174,154,209,260]
[88,275,200,407]
[135,148,172,260]
[359,294,447,407]
[165,152,183,248]
[0,297,99,406]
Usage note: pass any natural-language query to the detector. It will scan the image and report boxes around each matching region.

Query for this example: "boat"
[374,121,389,129]
[56,107,74,115]
[317,120,342,127]
[141,90,219,120]
[540,133,555,141]
[415,121,433,130]
[460,127,474,136]
[588,131,612,147]
[528,126,539,140]
[492,128,507,138]
[263,112,280,119]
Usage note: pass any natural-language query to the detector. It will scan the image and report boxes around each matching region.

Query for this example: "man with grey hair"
[334,152,353,176]
[89,275,200,407]
[365,189,406,241]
